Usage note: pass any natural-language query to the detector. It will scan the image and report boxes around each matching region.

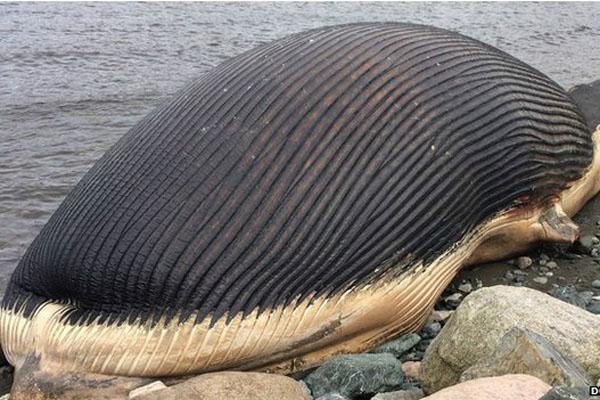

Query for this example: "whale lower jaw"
[2,129,599,396]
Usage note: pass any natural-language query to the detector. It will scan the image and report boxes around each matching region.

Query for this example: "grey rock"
[569,79,600,129]
[533,277,549,285]
[457,283,473,294]
[517,256,533,269]
[422,322,442,338]
[549,285,590,308]
[587,301,600,315]
[371,388,424,400]
[579,291,595,304]
[444,293,463,308]
[304,354,404,399]
[420,286,600,393]
[546,261,558,269]
[592,280,600,289]
[428,310,452,323]
[577,235,597,254]
[538,386,592,400]
[370,334,421,358]
[504,271,515,281]
[459,327,592,387]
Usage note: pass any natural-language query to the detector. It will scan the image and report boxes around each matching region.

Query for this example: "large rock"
[132,371,310,400]
[303,353,404,399]
[420,374,550,400]
[460,327,592,387]
[569,79,600,130]
[420,286,600,393]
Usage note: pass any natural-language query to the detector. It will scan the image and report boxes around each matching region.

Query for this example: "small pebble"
[517,256,533,269]
[546,261,558,269]
[512,269,528,276]
[592,280,600,289]
[444,293,463,308]
[544,272,553,277]
[578,235,596,252]
[504,271,515,281]
[415,339,431,352]
[429,309,452,323]
[457,282,473,294]
[533,277,548,285]
[401,361,421,379]
[587,301,600,314]
[423,322,441,338]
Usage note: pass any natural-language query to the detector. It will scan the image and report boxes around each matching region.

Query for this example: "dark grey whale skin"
[570,80,600,130]
[3,23,593,327]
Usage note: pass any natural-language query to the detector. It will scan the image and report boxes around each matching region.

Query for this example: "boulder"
[304,353,404,399]
[372,388,424,400]
[420,286,600,393]
[420,374,550,400]
[132,371,310,400]
[369,334,421,358]
[569,79,600,130]
[459,327,592,387]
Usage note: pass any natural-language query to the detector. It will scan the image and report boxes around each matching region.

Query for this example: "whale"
[1,22,599,398]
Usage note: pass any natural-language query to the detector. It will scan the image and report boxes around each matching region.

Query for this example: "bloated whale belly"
[1,23,599,393]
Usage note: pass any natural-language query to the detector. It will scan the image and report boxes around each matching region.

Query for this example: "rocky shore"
[1,80,598,400]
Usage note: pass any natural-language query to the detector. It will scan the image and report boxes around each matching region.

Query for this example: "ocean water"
[1,2,599,292]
